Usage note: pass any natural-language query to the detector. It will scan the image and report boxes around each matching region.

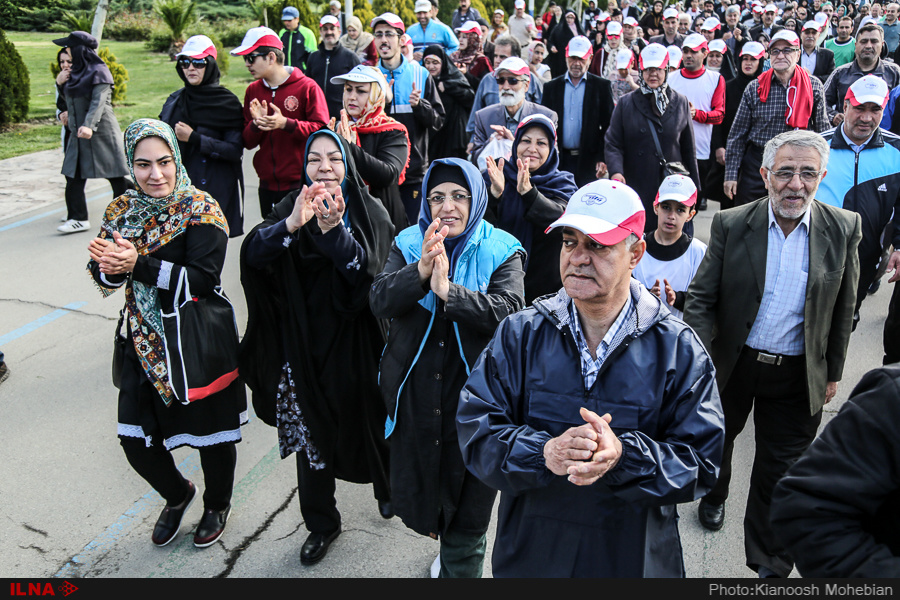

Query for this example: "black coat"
[605,86,700,233]
[426,46,475,161]
[804,46,836,82]
[305,43,362,120]
[546,14,584,78]
[348,127,410,233]
[540,72,615,184]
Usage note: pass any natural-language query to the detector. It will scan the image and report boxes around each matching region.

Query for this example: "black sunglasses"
[178,57,208,69]
[496,76,524,85]
[243,52,268,64]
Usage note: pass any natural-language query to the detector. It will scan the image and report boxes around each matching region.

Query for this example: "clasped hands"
[249,98,288,131]
[286,181,345,234]
[543,407,623,486]
[88,231,138,276]
[417,218,452,302]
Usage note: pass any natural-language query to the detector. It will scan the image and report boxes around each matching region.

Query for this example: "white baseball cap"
[456,20,481,34]
[515,0,526,8]
[330,64,389,95]
[494,8,505,15]
[495,56,531,76]
[765,3,778,12]
[814,11,829,24]
[320,15,340,28]
[178,35,217,60]
[597,11,611,22]
[567,36,593,59]
[802,20,823,31]
[606,21,623,36]
[617,49,635,69]
[667,46,683,68]
[683,33,708,51]
[663,7,679,19]
[740,41,766,58]
[753,4,765,14]
[371,12,406,33]
[546,180,646,245]
[624,16,640,27]
[640,43,670,69]
[230,27,283,55]
[655,174,698,206]
[700,17,721,31]
[770,29,800,46]
[845,74,890,108]
[414,0,432,13]
[708,39,727,54]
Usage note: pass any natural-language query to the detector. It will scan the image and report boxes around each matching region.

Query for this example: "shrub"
[153,0,198,57]
[50,45,130,104]
[218,18,254,47]
[105,11,162,41]
[0,29,30,125]
[49,9,95,33]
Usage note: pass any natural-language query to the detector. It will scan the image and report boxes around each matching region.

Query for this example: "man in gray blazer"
[468,57,557,163]
[684,129,862,579]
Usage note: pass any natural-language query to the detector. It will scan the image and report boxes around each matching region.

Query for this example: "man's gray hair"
[725,5,740,14]
[761,130,830,172]
[626,233,640,248]
[494,34,522,57]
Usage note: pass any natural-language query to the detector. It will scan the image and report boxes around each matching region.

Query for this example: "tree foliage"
[154,0,199,43]
[371,0,416,27]
[0,28,30,125]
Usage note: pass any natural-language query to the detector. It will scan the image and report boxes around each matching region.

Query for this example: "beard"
[499,87,526,107]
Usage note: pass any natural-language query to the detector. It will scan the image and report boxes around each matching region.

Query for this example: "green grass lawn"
[3,32,255,160]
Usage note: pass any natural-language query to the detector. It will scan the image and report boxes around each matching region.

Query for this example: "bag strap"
[172,267,192,305]
[646,116,667,167]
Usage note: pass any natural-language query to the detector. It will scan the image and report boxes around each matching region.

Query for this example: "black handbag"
[112,308,127,389]
[646,116,691,178]
[161,268,240,405]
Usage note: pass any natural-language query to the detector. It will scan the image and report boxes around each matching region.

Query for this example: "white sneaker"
[430,553,440,578]
[57,219,90,234]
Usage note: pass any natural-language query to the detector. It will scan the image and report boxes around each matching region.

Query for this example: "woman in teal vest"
[369,158,525,577]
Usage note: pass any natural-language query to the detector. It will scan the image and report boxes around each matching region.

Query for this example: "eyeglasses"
[373,31,400,39]
[768,47,798,56]
[427,193,472,206]
[768,169,822,183]
[243,52,268,64]
[177,57,207,69]
[496,76,524,85]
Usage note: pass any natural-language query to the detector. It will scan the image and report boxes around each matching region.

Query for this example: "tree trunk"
[92,0,110,44]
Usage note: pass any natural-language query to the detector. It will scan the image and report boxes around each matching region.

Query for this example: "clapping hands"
[418,218,451,301]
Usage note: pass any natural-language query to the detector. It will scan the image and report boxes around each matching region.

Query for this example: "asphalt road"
[0,150,893,579]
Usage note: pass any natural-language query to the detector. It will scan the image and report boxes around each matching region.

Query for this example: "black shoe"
[698,498,724,531]
[151,481,196,546]
[378,500,394,519]
[852,310,860,332]
[193,505,231,548]
[869,278,882,295]
[697,197,708,211]
[0,362,8,385]
[300,527,341,565]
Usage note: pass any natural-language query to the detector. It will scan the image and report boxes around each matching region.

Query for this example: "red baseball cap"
[230,27,282,55]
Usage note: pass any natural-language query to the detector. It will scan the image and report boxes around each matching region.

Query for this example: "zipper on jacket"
[324,57,330,95]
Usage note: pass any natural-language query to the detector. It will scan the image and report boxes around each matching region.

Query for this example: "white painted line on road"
[0,301,88,346]
[0,188,110,233]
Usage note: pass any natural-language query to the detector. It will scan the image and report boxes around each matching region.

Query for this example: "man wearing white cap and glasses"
[818,75,900,342]
[725,29,829,206]
[469,56,557,165]
[799,20,836,82]
[457,178,725,577]
[408,0,460,60]
[541,35,614,186]
[650,6,686,49]
[306,15,361,120]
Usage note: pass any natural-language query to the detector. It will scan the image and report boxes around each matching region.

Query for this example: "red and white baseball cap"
[765,3,778,13]
[546,179,646,245]
[663,7,679,19]
[401,33,413,48]
[567,36,593,59]
[845,74,890,108]
[371,12,406,33]
[320,15,340,28]
[700,17,721,31]
[495,56,531,76]
[178,35,217,60]
[606,21,623,36]
[802,20,822,31]
[515,0,526,8]
[623,16,640,27]
[683,33,708,51]
[230,26,283,55]
[617,49,635,70]
[655,174,698,206]
[752,4,765,14]
[740,41,766,59]
[814,11,829,26]
[455,20,481,35]
[708,39,727,54]
[770,29,800,46]
[667,46,683,68]
[596,11,611,22]
[639,43,670,70]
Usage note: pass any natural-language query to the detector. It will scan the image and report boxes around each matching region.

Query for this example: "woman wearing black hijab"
[422,45,475,161]
[547,9,585,78]
[53,31,129,235]
[160,36,245,236]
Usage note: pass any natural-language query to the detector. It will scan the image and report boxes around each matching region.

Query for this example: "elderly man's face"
[560,228,644,303]
[769,40,799,73]
[493,43,513,68]
[760,145,825,221]
[726,10,738,26]
[678,14,691,33]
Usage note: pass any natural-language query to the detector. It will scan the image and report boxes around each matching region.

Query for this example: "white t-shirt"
[633,233,708,319]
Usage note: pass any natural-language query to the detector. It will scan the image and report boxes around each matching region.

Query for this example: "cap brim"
[52,36,71,46]
[656,192,697,206]
[546,214,635,246]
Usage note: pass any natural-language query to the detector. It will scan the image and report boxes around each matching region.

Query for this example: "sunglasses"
[243,52,268,64]
[177,57,208,69]
[496,76,524,85]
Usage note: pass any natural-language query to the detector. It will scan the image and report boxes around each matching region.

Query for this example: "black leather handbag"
[112,308,127,389]
[646,116,691,178]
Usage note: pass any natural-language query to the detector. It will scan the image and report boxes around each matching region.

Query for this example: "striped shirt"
[745,201,811,355]
[568,294,636,390]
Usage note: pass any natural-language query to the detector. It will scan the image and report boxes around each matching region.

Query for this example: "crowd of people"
[38,0,900,579]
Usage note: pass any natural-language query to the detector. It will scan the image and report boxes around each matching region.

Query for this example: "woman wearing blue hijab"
[370,158,525,577]
[484,113,578,303]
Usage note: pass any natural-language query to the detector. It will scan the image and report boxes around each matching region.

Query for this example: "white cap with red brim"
[546,180,646,246]
[683,33,708,51]
[708,39,727,54]
[845,74,890,108]
[617,49,635,69]
[178,35,217,59]
[515,0,526,8]
[597,11,611,22]
[770,29,800,46]
[655,174,698,206]
[802,20,823,31]
[701,17,721,31]
[624,16,639,27]
[663,7,679,19]
[765,3,778,12]
[814,11,829,25]
[567,36,593,59]
[667,46,683,68]
[320,15,340,27]
[371,12,406,33]
[231,27,283,55]
[495,56,531,76]
[752,5,764,14]
[456,20,481,34]
[606,21,623,36]
[640,43,670,69]
[740,41,766,58]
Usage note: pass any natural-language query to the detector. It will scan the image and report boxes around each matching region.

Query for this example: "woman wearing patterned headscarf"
[53,31,129,235]
[87,118,247,550]
[450,23,493,88]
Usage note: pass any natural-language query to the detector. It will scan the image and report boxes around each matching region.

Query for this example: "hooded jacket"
[457,280,724,577]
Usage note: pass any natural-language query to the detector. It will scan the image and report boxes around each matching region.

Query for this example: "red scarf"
[757,66,814,130]
[349,104,411,185]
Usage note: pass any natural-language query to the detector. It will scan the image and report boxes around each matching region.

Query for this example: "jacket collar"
[829,124,886,150]
[534,278,666,334]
